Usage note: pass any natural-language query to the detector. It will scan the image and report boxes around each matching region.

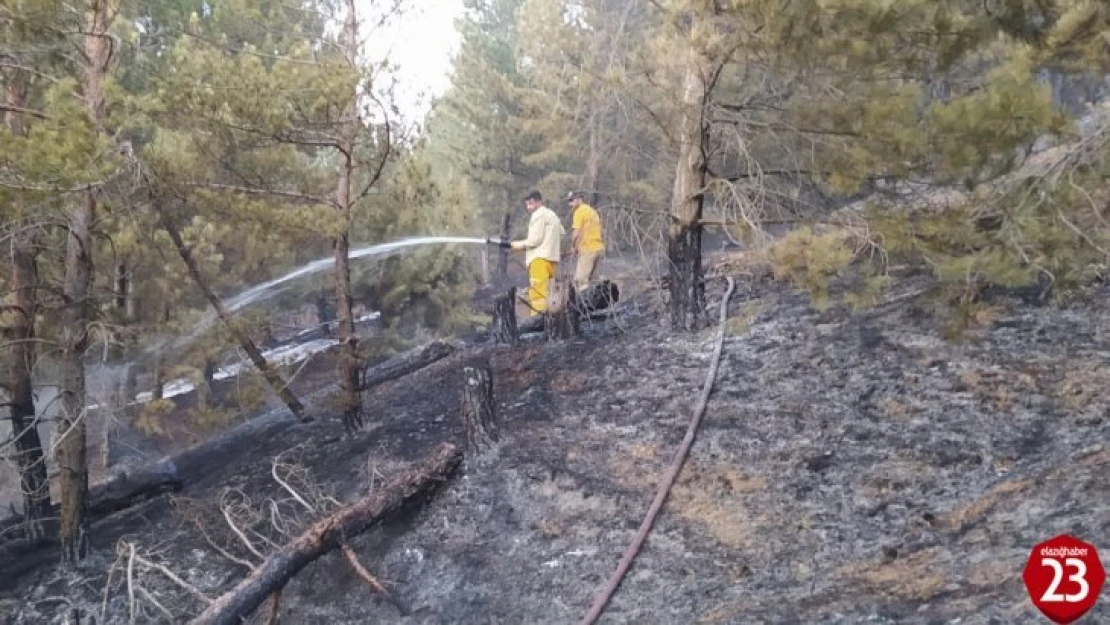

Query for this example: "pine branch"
[183,182,338,208]
[0,104,50,120]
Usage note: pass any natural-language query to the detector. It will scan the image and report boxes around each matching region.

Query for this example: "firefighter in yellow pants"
[512,190,565,316]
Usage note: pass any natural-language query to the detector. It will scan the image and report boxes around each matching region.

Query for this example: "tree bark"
[188,442,462,625]
[496,212,512,287]
[461,366,498,450]
[158,211,307,421]
[2,234,49,537]
[59,196,95,555]
[152,356,165,401]
[152,301,171,400]
[544,279,579,341]
[333,0,363,433]
[57,0,121,563]
[584,111,601,207]
[314,291,333,337]
[668,57,711,332]
[197,358,216,410]
[2,74,51,541]
[491,287,518,345]
[114,261,128,312]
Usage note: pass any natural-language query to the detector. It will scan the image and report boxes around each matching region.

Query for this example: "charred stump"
[517,280,619,335]
[461,365,498,450]
[544,279,579,341]
[492,287,519,345]
[577,280,619,314]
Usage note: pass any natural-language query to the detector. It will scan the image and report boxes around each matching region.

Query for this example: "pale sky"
[360,0,465,129]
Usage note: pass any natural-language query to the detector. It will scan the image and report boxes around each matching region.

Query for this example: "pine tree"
[428,0,543,229]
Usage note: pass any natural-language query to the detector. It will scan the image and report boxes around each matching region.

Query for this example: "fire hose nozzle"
[486,236,511,249]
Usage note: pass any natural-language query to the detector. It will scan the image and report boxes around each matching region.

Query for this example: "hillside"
[3,258,1107,624]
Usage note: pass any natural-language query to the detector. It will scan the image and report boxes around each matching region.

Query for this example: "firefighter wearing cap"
[511,190,565,315]
[566,191,605,290]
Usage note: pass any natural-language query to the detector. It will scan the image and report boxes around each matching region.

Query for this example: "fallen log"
[0,459,181,543]
[0,459,182,581]
[1,339,457,569]
[88,458,181,517]
[189,442,462,625]
[574,279,620,314]
[360,339,455,392]
[518,280,620,335]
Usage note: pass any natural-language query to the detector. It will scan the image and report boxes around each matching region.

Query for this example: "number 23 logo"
[1040,558,1090,603]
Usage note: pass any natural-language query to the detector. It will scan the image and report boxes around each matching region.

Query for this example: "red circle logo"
[1022,534,1105,623]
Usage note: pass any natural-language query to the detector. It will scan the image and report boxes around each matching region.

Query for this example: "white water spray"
[224,236,487,314]
[164,236,489,353]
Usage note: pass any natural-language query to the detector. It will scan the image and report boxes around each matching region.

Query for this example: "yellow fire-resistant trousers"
[527,258,557,316]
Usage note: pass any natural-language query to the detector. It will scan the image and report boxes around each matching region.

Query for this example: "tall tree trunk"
[314,291,333,337]
[584,111,601,207]
[158,211,308,421]
[152,302,169,400]
[496,211,511,287]
[333,0,363,433]
[197,358,216,411]
[2,73,51,540]
[668,58,710,332]
[58,0,117,560]
[114,261,128,313]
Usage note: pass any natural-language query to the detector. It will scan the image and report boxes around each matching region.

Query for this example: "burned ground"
[2,265,1108,624]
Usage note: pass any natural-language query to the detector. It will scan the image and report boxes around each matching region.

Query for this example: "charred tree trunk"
[544,279,579,341]
[158,211,307,421]
[461,366,498,450]
[2,237,49,538]
[496,212,512,287]
[152,357,165,401]
[58,0,118,559]
[123,364,139,406]
[189,443,462,625]
[333,0,365,433]
[58,144,94,563]
[584,111,602,207]
[197,358,217,410]
[314,291,333,338]
[152,302,171,401]
[668,222,703,332]
[114,262,128,313]
[668,55,712,333]
[2,74,51,541]
[491,287,518,345]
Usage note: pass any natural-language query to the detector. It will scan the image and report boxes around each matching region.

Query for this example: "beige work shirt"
[515,205,565,266]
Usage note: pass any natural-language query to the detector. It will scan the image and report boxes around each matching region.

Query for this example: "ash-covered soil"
[2,267,1108,625]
